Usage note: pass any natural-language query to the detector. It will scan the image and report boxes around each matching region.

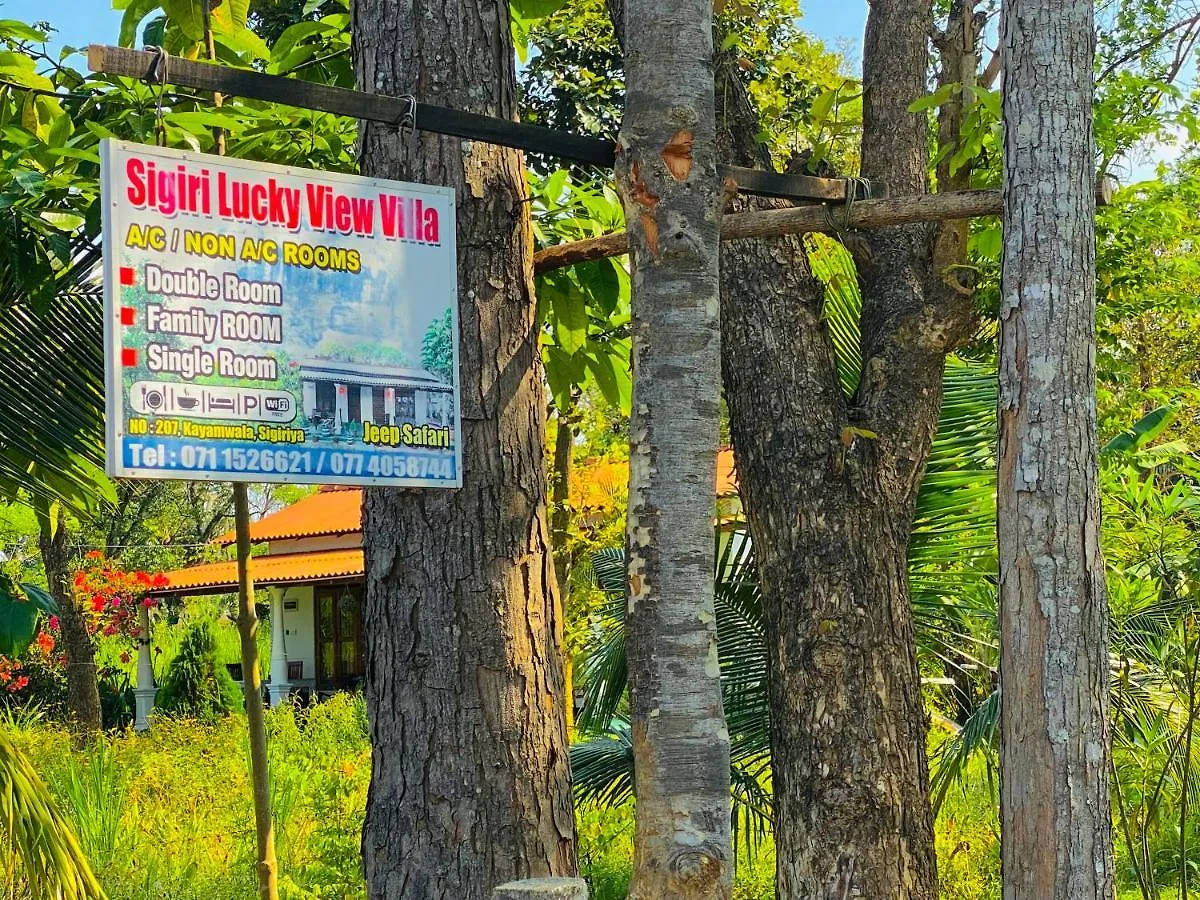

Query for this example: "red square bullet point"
[119,266,135,286]
[119,307,135,326]
[121,348,138,367]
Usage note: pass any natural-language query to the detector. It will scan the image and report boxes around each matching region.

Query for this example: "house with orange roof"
[138,449,741,725]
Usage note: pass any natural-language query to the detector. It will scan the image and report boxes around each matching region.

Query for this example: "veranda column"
[268,588,290,707]
[134,602,155,731]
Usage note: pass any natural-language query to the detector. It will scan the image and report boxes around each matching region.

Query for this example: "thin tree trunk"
[36,506,101,742]
[233,483,279,900]
[997,1,1113,897]
[715,0,978,893]
[353,2,576,897]
[550,398,577,731]
[613,2,732,897]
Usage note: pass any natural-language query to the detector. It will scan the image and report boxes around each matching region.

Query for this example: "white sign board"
[101,140,461,487]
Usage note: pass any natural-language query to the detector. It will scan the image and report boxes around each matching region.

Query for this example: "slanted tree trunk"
[550,397,579,731]
[36,506,101,741]
[715,0,977,895]
[353,1,575,897]
[998,1,1113,897]
[612,1,732,896]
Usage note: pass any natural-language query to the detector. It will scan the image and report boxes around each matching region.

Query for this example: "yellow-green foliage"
[0,700,1162,900]
[2,695,370,900]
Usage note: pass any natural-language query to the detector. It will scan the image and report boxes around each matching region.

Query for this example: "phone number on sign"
[124,442,456,480]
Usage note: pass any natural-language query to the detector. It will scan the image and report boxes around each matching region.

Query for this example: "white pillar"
[385,387,396,424]
[134,603,156,732]
[360,387,374,424]
[268,588,290,707]
[335,384,348,427]
[302,381,316,418]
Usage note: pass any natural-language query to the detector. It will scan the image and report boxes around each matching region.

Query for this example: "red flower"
[34,632,54,656]
[9,676,28,692]
[85,550,102,560]
[142,597,157,608]
[119,651,132,665]
[48,615,59,631]
[73,572,86,588]
[90,596,106,613]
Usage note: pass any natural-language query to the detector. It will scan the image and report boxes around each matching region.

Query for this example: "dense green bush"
[154,623,242,723]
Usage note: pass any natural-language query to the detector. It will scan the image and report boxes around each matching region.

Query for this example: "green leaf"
[544,275,588,355]
[583,343,631,413]
[38,211,86,232]
[210,0,251,33]
[908,82,959,114]
[271,20,337,62]
[543,168,570,206]
[141,14,167,48]
[576,258,621,316]
[809,88,837,126]
[509,0,569,19]
[0,578,43,657]
[0,20,49,43]
[968,224,1002,261]
[119,0,164,47]
[162,0,206,40]
[1103,404,1178,455]
[544,345,583,412]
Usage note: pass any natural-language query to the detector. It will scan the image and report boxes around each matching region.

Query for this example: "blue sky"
[5,0,1181,178]
[13,1,870,62]
[2,0,122,57]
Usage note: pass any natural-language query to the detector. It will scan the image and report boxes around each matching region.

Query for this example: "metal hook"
[144,45,170,146]
[393,94,417,140]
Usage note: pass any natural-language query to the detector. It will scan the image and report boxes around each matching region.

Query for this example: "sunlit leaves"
[532,170,632,414]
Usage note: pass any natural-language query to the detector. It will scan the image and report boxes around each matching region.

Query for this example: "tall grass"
[5,695,368,900]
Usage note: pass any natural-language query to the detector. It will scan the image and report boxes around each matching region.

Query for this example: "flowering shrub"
[71,551,168,662]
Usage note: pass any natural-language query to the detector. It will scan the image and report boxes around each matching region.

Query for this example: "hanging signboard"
[100,140,461,488]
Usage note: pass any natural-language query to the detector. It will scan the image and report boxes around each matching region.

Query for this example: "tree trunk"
[233,483,279,900]
[550,399,577,731]
[613,2,732,897]
[715,0,978,893]
[998,1,1113,897]
[36,506,101,741]
[353,2,575,898]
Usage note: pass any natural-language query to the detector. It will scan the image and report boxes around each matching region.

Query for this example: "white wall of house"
[280,585,317,687]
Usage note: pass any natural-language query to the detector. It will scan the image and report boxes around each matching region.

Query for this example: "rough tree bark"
[353,2,575,898]
[612,1,732,897]
[715,0,977,895]
[36,505,101,741]
[998,1,1114,897]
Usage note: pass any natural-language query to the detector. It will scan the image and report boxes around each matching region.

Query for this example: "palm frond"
[0,232,112,513]
[0,729,107,899]
[930,688,999,816]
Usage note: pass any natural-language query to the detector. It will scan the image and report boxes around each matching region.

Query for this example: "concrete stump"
[490,877,589,900]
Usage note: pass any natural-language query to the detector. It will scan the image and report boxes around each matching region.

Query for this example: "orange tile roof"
[217,488,363,546]
[153,548,364,595]
[716,448,738,498]
[212,449,736,548]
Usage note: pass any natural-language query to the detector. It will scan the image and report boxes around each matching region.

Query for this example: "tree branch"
[533,189,1002,273]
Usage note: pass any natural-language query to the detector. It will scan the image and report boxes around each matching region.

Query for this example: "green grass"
[1,695,370,900]
[0,697,1185,899]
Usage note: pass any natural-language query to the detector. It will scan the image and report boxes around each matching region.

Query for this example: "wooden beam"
[534,189,1003,274]
[86,45,880,204]
[89,44,616,166]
